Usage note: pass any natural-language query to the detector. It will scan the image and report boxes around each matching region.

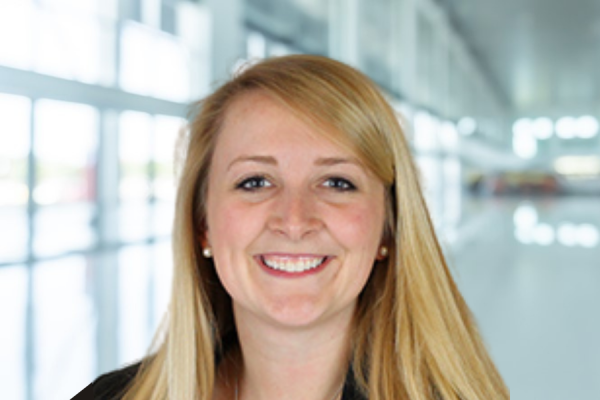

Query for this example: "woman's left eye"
[323,177,356,191]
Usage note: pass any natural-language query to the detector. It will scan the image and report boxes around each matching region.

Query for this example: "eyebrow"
[227,155,277,170]
[227,155,361,170]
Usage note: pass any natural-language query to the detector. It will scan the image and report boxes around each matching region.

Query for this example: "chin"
[257,295,356,331]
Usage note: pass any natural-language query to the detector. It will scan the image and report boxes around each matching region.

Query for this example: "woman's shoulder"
[71,361,142,400]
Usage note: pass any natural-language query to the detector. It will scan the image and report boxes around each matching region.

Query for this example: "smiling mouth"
[260,255,328,273]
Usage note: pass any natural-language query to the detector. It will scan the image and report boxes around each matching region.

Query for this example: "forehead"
[216,91,357,157]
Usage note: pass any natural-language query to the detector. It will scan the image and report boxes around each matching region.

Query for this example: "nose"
[267,188,323,240]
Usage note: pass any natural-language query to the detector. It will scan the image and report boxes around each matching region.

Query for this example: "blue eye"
[323,177,356,191]
[236,176,272,191]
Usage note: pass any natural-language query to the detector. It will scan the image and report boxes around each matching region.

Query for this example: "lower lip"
[256,256,332,278]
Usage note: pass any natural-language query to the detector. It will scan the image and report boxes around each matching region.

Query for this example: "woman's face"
[204,91,386,330]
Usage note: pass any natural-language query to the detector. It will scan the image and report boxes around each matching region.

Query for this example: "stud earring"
[379,246,388,258]
[202,247,212,258]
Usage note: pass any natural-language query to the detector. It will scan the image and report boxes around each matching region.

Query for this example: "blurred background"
[0,0,599,399]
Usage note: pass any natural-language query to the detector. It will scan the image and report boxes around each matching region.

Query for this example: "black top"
[72,362,367,400]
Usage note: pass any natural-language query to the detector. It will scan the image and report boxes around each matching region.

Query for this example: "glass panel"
[442,157,462,239]
[153,115,183,202]
[119,111,151,201]
[118,245,151,365]
[151,115,181,236]
[33,256,96,400]
[0,1,34,69]
[34,203,96,257]
[34,99,98,205]
[0,265,28,400]
[120,21,191,102]
[0,206,28,263]
[416,155,442,228]
[39,0,101,15]
[119,202,150,242]
[0,94,32,263]
[358,0,393,85]
[0,93,31,206]
[413,111,439,152]
[247,31,267,59]
[34,8,104,84]
[152,201,174,237]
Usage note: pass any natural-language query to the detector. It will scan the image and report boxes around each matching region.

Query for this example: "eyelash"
[235,175,272,191]
[323,177,357,192]
[234,176,357,192]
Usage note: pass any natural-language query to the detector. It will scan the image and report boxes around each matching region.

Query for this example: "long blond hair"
[122,55,509,400]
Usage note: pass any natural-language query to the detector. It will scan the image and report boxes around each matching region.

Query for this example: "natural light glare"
[247,31,267,59]
[119,111,152,200]
[0,94,31,206]
[120,22,154,96]
[0,2,34,69]
[119,111,152,164]
[0,94,31,158]
[153,36,191,102]
[439,121,458,152]
[414,112,439,151]
[33,256,95,400]
[154,115,185,200]
[0,266,28,400]
[39,0,99,14]
[120,21,191,102]
[34,99,98,204]
[35,10,102,83]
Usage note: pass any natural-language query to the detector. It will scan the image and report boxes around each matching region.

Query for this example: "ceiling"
[440,0,600,118]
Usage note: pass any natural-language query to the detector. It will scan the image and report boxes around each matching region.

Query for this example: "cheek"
[329,200,385,249]
[207,199,263,249]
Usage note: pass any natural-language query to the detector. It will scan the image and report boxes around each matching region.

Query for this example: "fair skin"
[204,91,386,400]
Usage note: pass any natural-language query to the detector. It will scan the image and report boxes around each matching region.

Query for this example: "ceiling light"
[457,117,476,135]
[577,224,599,248]
[532,117,553,139]
[554,156,600,176]
[556,117,577,139]
[513,203,538,228]
[533,223,555,246]
[513,130,537,159]
[576,115,599,139]
[513,118,531,136]
[557,223,578,247]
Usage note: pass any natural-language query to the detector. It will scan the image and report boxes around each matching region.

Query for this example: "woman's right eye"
[235,176,272,191]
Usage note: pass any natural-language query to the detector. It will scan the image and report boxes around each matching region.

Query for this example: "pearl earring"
[202,247,212,258]
[379,246,388,258]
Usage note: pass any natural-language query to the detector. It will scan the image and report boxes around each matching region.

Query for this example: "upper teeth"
[262,256,326,273]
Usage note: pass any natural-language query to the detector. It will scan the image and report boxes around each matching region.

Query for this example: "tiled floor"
[1,195,599,400]
[453,196,600,400]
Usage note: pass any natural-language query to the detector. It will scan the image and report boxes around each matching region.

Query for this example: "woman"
[77,55,508,400]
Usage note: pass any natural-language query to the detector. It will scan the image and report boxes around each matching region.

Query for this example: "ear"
[198,220,210,247]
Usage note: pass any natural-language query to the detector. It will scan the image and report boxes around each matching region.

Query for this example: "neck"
[230,304,355,400]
